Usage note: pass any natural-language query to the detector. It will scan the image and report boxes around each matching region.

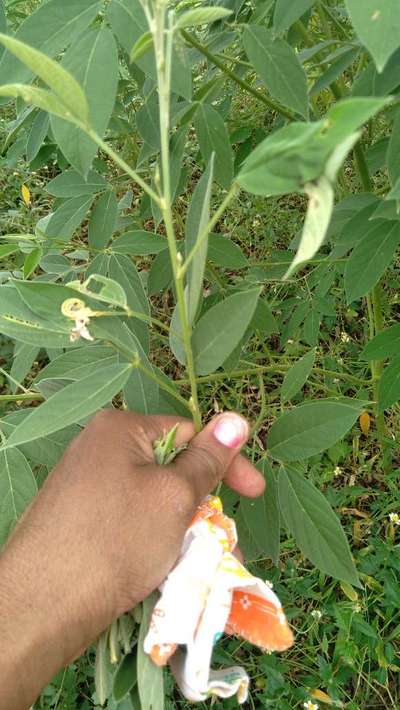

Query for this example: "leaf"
[379,356,400,411]
[0,33,89,122]
[192,289,261,375]
[359,411,371,435]
[113,652,137,702]
[243,25,308,118]
[0,285,72,348]
[207,234,248,269]
[345,0,400,72]
[176,7,232,28]
[10,342,39,394]
[14,281,83,321]
[21,184,31,206]
[361,324,400,360]
[268,399,364,461]
[186,155,215,322]
[112,231,167,256]
[123,336,160,415]
[137,594,164,710]
[0,447,37,546]
[95,631,113,706]
[344,220,400,303]
[51,27,119,176]
[26,110,50,163]
[84,274,128,310]
[281,349,316,403]
[0,0,101,86]
[44,195,94,242]
[148,249,173,295]
[0,84,81,122]
[3,364,132,450]
[284,176,334,279]
[130,31,153,63]
[23,246,42,279]
[46,169,107,198]
[89,190,118,250]
[240,460,280,564]
[194,104,233,188]
[107,255,149,352]
[273,0,317,31]
[0,244,19,259]
[35,345,116,384]
[279,466,360,586]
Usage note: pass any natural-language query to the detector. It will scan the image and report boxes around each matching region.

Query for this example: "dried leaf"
[21,183,31,206]
[359,411,371,435]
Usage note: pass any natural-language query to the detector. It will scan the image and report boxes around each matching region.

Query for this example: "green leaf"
[0,84,82,122]
[284,176,334,279]
[148,249,173,295]
[243,25,308,118]
[194,104,233,188]
[83,274,128,310]
[26,111,50,163]
[0,0,101,86]
[281,349,316,403]
[192,289,261,375]
[268,399,364,461]
[344,220,400,303]
[361,324,400,361]
[112,231,167,256]
[279,466,360,586]
[113,652,137,702]
[176,7,232,28]
[240,460,280,565]
[378,356,400,411]
[51,27,118,176]
[0,243,19,259]
[44,194,94,242]
[123,337,160,415]
[0,285,72,348]
[130,31,153,63]
[3,364,132,450]
[0,33,89,122]
[345,0,400,72]
[14,281,83,321]
[95,631,113,706]
[35,345,116,385]
[186,155,215,322]
[89,190,118,250]
[273,0,317,31]
[0,447,37,546]
[10,343,39,394]
[108,255,149,352]
[46,169,107,198]
[207,234,248,269]
[23,246,42,279]
[137,594,164,710]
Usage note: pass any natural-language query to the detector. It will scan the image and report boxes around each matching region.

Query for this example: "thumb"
[171,412,249,500]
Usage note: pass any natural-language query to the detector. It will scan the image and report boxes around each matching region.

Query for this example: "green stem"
[180,30,295,121]
[86,128,161,206]
[353,142,373,191]
[175,364,370,386]
[0,392,44,403]
[155,9,202,431]
[135,362,191,412]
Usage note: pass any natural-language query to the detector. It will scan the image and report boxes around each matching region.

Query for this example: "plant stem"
[135,362,191,412]
[175,364,370,386]
[86,128,161,206]
[0,392,44,403]
[154,7,202,431]
[180,30,295,121]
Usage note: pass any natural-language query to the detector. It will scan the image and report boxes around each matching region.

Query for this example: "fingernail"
[213,413,248,449]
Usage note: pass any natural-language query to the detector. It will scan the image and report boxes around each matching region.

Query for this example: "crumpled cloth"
[144,496,293,703]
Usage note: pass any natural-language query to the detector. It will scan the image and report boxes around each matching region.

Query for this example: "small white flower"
[287,338,294,345]
[334,466,342,477]
[303,702,319,710]
[340,331,351,343]
[389,512,400,526]
[311,610,322,621]
[353,603,361,613]
[265,580,274,589]
[333,378,340,384]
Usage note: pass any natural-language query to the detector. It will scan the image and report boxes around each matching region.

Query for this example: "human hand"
[0,410,264,710]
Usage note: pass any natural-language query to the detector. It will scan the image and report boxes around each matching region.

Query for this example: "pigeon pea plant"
[1,0,400,706]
